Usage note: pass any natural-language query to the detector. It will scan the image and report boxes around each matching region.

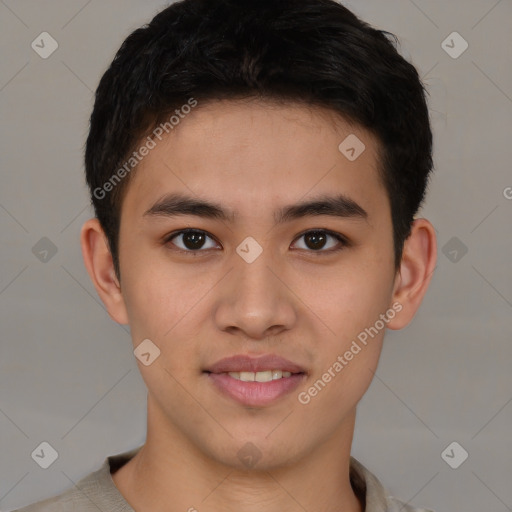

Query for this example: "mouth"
[204,354,307,407]
[204,353,307,375]
[211,369,299,382]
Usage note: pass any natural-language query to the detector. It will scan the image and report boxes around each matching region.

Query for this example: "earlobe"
[80,218,129,325]
[387,218,437,330]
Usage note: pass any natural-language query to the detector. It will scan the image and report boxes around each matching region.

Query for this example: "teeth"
[239,371,255,382]
[272,369,282,380]
[227,370,293,382]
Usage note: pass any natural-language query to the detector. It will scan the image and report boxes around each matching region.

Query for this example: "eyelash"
[162,228,349,255]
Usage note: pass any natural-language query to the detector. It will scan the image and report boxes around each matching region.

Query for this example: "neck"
[112,399,363,512]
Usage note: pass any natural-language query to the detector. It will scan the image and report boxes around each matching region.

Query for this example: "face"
[115,99,399,469]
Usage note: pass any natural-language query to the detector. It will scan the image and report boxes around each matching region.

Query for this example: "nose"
[213,246,298,340]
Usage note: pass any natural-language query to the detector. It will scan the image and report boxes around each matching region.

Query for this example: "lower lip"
[206,372,306,407]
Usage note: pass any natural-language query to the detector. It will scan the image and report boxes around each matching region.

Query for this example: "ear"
[80,218,129,325]
[387,218,437,330]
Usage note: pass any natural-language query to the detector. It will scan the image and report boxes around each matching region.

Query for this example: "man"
[13,0,437,510]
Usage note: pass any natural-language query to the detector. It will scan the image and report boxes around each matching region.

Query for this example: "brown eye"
[292,230,347,253]
[165,229,219,252]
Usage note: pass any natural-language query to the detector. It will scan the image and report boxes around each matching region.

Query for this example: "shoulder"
[349,456,435,512]
[6,492,72,512]
[6,467,108,512]
[6,447,141,512]
[7,463,106,511]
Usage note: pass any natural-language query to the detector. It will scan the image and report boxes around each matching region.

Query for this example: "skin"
[81,98,437,512]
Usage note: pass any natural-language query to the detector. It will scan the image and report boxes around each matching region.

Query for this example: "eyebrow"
[143,192,368,224]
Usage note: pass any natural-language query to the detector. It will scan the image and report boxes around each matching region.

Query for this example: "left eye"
[164,229,347,253]
[291,230,347,252]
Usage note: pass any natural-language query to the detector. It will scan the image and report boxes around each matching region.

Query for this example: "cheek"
[120,261,209,376]
[120,254,194,339]
[121,273,172,342]
[297,324,385,425]
[305,263,394,341]
[299,261,393,399]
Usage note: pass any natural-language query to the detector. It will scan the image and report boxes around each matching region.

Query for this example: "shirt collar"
[91,447,411,512]
[350,455,392,511]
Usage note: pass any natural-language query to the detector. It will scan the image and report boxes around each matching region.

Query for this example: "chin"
[203,434,307,472]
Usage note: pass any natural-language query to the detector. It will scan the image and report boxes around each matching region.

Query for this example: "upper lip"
[205,354,306,374]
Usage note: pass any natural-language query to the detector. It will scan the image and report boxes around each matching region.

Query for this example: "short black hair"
[85,0,433,280]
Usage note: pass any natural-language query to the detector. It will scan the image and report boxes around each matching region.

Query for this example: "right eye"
[163,229,221,253]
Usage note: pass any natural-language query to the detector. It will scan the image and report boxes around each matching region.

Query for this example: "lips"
[204,354,307,375]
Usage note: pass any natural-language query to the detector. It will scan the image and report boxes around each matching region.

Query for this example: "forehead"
[121,99,387,222]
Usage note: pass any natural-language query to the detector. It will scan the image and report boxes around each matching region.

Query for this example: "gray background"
[1,1,511,511]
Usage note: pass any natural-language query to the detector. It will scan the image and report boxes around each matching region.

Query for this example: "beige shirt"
[10,447,434,512]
